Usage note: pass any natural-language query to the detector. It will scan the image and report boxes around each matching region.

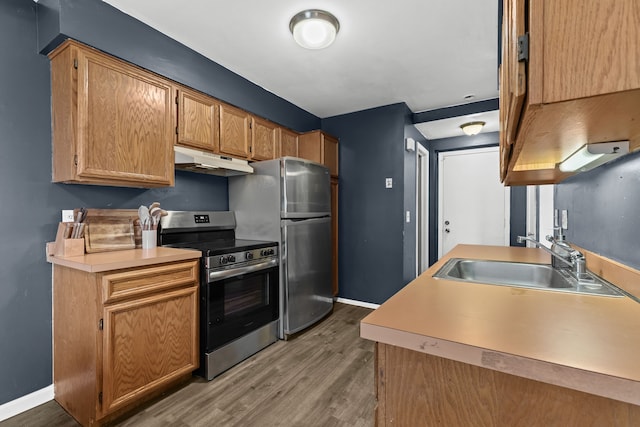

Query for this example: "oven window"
[224,274,268,316]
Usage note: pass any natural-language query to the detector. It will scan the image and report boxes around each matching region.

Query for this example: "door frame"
[416,143,429,275]
[437,146,510,258]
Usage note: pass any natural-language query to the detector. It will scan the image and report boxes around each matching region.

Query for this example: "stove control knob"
[219,256,228,265]
[269,249,275,255]
[245,252,254,260]
[227,255,236,263]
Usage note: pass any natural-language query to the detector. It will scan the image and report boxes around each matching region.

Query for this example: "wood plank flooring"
[1,303,375,427]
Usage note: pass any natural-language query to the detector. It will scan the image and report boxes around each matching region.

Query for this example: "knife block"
[53,222,85,257]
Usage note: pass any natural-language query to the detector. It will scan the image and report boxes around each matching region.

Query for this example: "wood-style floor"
[2,303,375,427]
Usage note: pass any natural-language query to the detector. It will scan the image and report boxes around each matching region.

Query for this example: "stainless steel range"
[159,211,279,380]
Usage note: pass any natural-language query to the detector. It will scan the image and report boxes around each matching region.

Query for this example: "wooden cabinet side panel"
[101,285,198,415]
[542,0,640,103]
[50,45,77,183]
[298,131,322,163]
[53,265,100,426]
[219,104,251,158]
[177,88,219,152]
[76,49,174,186]
[322,134,339,177]
[380,345,640,426]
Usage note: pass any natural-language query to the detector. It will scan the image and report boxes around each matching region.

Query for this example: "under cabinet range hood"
[174,146,254,176]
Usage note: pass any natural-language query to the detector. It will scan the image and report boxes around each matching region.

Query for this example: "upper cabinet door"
[75,45,174,186]
[251,117,278,161]
[219,103,251,158]
[499,0,526,181]
[298,131,322,164]
[502,0,526,147]
[177,88,219,152]
[279,128,299,158]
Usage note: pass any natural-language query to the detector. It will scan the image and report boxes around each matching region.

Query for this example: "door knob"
[444,220,450,226]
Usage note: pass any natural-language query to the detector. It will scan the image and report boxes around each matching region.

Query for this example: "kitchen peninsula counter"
[47,246,201,272]
[361,244,640,424]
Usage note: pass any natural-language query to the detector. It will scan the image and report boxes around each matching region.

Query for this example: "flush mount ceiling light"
[559,141,630,172]
[460,121,485,136]
[289,9,340,49]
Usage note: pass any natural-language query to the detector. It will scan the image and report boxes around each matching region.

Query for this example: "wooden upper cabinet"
[299,130,339,177]
[49,40,175,188]
[177,87,219,152]
[251,116,278,161]
[501,0,640,186]
[298,132,322,164]
[219,103,251,158]
[279,128,299,158]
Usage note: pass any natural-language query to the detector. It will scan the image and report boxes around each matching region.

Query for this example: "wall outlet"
[561,210,568,229]
[385,178,393,189]
[62,209,75,223]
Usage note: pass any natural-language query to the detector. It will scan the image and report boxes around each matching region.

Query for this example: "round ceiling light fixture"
[460,121,486,136]
[289,9,340,49]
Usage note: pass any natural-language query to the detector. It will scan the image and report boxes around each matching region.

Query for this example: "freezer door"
[282,158,331,218]
[281,217,333,336]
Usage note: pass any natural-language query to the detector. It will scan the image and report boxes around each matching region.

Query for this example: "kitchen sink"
[433,258,625,297]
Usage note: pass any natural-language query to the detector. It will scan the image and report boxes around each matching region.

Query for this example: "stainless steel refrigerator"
[229,157,333,339]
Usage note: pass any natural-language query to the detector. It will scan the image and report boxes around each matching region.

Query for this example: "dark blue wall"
[424,132,527,265]
[37,0,320,132]
[555,150,640,270]
[322,104,412,304]
[0,0,320,406]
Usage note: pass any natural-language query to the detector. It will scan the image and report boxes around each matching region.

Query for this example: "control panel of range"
[205,246,278,269]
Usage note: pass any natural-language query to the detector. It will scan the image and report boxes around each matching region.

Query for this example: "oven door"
[203,259,279,352]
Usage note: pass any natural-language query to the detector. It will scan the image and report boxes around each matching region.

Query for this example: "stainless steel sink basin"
[433,258,624,297]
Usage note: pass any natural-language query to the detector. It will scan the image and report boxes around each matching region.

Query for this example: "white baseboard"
[0,385,54,422]
[335,297,380,310]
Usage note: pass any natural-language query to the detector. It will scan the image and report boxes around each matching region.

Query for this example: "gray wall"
[322,104,418,304]
[555,150,640,270]
[1,0,320,406]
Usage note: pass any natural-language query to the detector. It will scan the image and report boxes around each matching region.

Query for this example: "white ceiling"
[102,0,499,139]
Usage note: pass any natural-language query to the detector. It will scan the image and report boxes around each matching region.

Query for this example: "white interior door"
[525,185,555,248]
[438,147,510,258]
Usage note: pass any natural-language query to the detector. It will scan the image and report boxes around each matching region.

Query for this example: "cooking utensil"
[138,205,150,230]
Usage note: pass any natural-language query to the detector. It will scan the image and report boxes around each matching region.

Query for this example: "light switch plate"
[406,211,410,223]
[62,209,74,223]
[385,178,393,188]
[561,210,568,229]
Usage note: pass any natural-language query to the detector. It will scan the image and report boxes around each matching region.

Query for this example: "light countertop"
[47,246,201,273]
[361,244,640,405]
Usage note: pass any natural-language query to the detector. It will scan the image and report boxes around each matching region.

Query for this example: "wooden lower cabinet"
[375,343,640,426]
[53,260,199,426]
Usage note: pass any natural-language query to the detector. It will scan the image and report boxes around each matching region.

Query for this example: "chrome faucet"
[516,234,588,281]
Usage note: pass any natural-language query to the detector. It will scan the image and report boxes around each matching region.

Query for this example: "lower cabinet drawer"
[101,260,198,304]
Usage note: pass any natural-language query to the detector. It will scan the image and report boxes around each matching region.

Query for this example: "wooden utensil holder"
[53,222,85,257]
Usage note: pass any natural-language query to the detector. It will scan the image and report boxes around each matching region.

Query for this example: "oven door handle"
[208,258,278,282]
